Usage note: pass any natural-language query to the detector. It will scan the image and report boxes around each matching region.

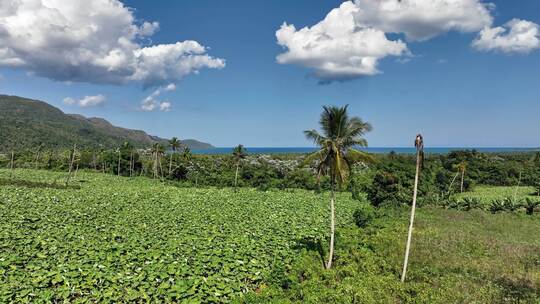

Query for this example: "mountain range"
[0,94,213,151]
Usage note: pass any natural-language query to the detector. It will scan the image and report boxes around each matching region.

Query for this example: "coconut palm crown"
[169,137,181,152]
[232,144,247,161]
[304,105,374,186]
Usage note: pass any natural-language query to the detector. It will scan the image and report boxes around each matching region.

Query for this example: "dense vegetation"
[0,95,212,150]
[4,145,540,200]
[1,101,539,302]
[1,169,538,303]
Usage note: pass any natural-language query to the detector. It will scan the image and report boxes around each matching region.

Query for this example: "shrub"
[459,197,482,211]
[366,171,408,207]
[489,199,505,214]
[503,197,521,212]
[353,204,376,228]
[523,198,540,215]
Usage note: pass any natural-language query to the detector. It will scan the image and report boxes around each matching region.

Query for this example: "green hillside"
[0,95,213,151]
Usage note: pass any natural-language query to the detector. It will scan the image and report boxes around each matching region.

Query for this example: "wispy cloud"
[473,19,540,54]
[63,95,106,107]
[139,84,175,112]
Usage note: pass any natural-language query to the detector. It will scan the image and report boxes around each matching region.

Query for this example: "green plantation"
[1,169,539,303]
[0,169,360,303]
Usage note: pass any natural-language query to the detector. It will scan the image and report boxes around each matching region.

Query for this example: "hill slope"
[0,95,213,151]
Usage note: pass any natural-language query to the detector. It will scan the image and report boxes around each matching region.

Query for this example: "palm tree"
[121,141,134,177]
[401,134,424,282]
[232,144,248,190]
[116,147,122,176]
[9,150,15,179]
[151,143,165,179]
[456,161,467,193]
[169,137,182,177]
[65,144,77,185]
[34,143,44,169]
[303,105,374,269]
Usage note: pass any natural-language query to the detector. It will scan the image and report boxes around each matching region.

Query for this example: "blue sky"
[0,0,539,147]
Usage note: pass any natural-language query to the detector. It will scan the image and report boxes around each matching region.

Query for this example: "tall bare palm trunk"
[65,144,76,186]
[9,150,15,179]
[169,152,174,177]
[117,152,121,176]
[401,138,422,282]
[130,152,133,177]
[326,182,336,269]
[34,148,41,169]
[234,162,240,190]
[447,171,459,196]
[158,156,164,179]
[460,169,465,193]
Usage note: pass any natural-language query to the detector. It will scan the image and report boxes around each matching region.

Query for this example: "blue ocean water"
[192,147,539,155]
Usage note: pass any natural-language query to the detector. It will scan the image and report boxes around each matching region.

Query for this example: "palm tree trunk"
[169,152,173,177]
[117,152,121,176]
[234,161,240,190]
[130,152,133,177]
[153,152,158,179]
[9,150,14,179]
[35,149,41,169]
[326,182,336,269]
[447,171,459,196]
[65,144,76,186]
[460,169,465,193]
[401,148,421,282]
[158,156,163,179]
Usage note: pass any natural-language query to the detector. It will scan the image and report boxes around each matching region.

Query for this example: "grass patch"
[243,207,540,303]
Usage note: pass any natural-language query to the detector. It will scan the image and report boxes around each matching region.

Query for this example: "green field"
[1,169,539,303]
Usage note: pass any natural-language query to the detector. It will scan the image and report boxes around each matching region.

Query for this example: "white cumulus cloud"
[139,84,175,112]
[0,0,225,87]
[275,0,496,82]
[472,19,540,54]
[353,0,493,41]
[276,1,408,82]
[63,95,106,107]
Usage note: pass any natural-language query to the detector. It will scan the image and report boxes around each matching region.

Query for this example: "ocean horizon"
[192,147,540,155]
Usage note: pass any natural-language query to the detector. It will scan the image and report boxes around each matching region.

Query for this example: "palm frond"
[345,148,376,164]
[304,129,325,145]
[302,148,327,167]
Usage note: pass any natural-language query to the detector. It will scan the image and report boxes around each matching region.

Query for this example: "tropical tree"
[121,141,135,177]
[65,144,77,186]
[303,105,374,269]
[169,137,182,177]
[151,143,165,179]
[34,143,44,169]
[116,147,122,176]
[232,144,248,190]
[401,134,424,282]
[456,161,467,193]
[9,150,15,179]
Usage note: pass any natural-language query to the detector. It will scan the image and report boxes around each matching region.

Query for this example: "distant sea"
[192,147,539,155]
